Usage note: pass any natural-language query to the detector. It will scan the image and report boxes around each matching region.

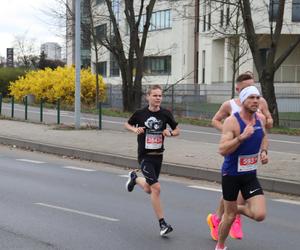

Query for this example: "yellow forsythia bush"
[9,66,106,105]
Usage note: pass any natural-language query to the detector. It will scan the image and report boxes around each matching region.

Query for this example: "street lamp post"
[75,0,81,129]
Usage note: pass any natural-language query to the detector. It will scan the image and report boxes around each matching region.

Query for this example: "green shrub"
[0,67,26,96]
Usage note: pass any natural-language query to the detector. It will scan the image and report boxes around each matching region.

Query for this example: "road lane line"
[16,159,46,164]
[272,199,300,206]
[188,185,221,192]
[63,166,96,172]
[119,174,130,178]
[34,203,119,222]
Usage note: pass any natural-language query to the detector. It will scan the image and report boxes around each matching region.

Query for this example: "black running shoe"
[126,171,137,192]
[160,223,173,237]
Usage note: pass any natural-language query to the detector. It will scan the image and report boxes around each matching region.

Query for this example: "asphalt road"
[0,145,299,250]
[1,103,300,155]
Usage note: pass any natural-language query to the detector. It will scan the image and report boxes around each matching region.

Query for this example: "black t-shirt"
[127,106,178,160]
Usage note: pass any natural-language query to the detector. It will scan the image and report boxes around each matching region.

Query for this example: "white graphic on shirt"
[144,117,163,149]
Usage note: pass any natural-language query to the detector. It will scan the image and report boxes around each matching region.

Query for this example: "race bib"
[238,154,258,172]
[145,131,163,149]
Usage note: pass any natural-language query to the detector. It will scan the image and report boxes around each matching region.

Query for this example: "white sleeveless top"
[229,99,241,114]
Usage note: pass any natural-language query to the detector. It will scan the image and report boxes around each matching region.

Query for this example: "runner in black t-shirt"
[125,84,179,237]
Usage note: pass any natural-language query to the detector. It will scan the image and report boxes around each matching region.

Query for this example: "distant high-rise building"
[41,42,62,60]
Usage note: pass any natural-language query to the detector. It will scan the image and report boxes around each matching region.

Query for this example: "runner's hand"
[163,129,172,137]
[135,127,145,135]
[239,124,254,140]
[260,151,268,165]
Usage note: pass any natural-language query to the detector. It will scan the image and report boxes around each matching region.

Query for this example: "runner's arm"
[218,116,241,156]
[124,122,145,135]
[260,97,273,129]
[259,116,269,165]
[211,101,231,131]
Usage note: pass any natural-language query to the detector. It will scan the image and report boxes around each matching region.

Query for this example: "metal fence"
[103,83,300,128]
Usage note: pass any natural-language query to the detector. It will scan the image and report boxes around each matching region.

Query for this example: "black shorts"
[222,173,264,201]
[139,155,163,185]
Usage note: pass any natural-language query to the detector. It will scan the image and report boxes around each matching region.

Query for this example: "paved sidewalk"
[0,119,299,196]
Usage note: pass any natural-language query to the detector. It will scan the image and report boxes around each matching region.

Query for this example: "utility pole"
[75,0,81,129]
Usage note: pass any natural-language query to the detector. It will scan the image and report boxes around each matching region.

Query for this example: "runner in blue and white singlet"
[215,86,269,250]
[221,112,264,176]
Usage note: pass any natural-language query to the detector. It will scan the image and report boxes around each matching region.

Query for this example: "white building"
[66,0,197,86]
[199,0,300,85]
[66,0,300,87]
[41,42,62,61]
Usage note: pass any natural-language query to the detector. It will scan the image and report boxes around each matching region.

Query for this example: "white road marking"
[16,159,46,164]
[188,185,221,192]
[119,174,129,178]
[272,199,300,206]
[34,203,119,222]
[63,166,96,172]
[181,129,219,136]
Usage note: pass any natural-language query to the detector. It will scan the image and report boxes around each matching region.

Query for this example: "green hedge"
[0,67,26,96]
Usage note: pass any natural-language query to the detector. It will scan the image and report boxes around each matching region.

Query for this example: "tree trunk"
[260,72,279,126]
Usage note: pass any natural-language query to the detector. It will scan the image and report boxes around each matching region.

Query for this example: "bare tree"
[94,0,157,112]
[239,0,300,126]
[13,33,39,69]
[208,1,251,98]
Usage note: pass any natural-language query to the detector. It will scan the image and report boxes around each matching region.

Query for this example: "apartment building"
[41,42,62,60]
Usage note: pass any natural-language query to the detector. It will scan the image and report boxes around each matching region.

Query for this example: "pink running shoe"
[215,245,227,250]
[207,213,220,241]
[229,214,243,239]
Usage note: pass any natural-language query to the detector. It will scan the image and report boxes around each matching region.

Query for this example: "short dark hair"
[236,72,254,84]
[147,84,162,95]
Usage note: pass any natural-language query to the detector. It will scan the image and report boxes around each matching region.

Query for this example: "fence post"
[40,98,44,122]
[25,95,28,120]
[57,98,60,124]
[171,85,174,113]
[98,101,102,130]
[11,96,14,118]
[0,93,2,115]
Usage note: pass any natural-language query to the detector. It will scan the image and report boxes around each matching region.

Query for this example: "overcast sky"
[0,0,64,58]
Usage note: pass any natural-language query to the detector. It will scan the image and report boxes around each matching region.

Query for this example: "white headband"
[239,86,260,103]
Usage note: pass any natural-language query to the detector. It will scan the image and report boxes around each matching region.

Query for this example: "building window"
[292,0,300,22]
[113,0,121,23]
[144,56,171,75]
[96,61,107,77]
[220,9,224,27]
[95,24,107,41]
[202,50,206,84]
[139,9,171,32]
[269,0,279,21]
[96,0,104,5]
[202,1,207,32]
[207,0,211,31]
[110,54,120,76]
[203,15,206,32]
[226,1,230,26]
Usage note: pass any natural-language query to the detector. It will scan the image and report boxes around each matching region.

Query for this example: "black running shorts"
[222,173,264,201]
[140,155,163,185]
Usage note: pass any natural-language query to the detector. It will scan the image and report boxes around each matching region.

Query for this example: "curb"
[0,136,299,196]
